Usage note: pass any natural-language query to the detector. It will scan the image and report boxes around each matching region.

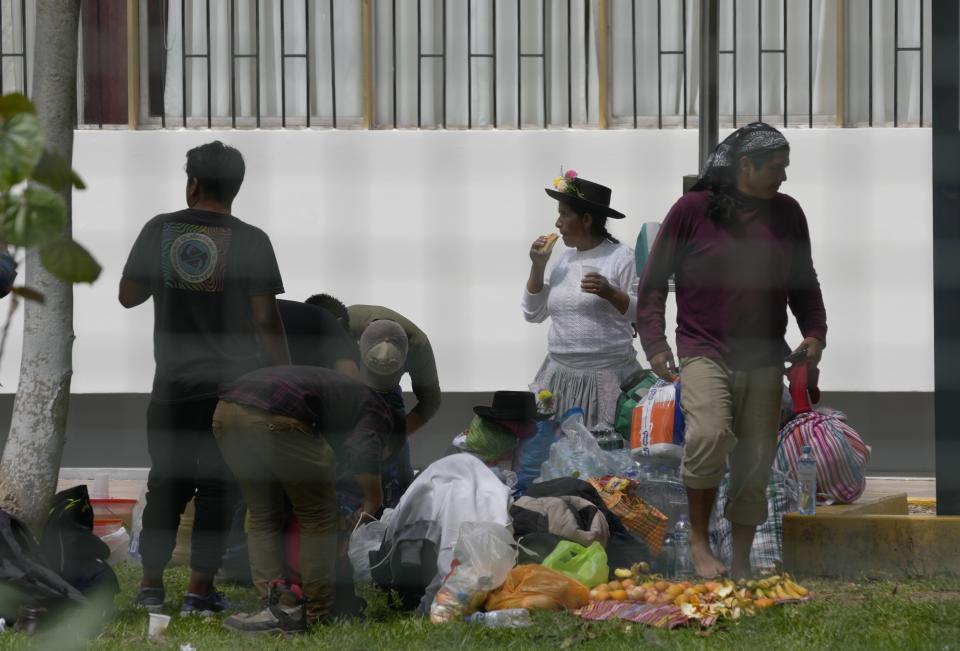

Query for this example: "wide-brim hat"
[473,390,551,422]
[545,176,626,220]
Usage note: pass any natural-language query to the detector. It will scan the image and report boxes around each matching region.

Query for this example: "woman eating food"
[522,169,642,428]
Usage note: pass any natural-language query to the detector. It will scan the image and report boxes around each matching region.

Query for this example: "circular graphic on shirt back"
[169,232,218,283]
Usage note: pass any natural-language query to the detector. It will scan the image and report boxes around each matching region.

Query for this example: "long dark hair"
[700,147,788,225]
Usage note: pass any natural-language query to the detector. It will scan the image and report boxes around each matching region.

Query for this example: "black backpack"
[0,508,86,622]
[39,486,119,598]
[370,520,441,611]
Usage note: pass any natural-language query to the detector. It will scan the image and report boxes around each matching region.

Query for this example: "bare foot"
[690,538,727,578]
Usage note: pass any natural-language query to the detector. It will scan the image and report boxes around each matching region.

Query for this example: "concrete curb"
[784,512,960,577]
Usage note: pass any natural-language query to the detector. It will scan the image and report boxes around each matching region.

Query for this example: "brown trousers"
[212,401,337,622]
[679,356,783,527]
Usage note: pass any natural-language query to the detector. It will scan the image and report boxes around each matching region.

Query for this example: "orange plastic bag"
[484,564,591,612]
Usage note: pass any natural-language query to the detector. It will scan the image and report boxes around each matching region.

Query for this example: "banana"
[774,584,790,600]
[767,575,782,584]
[784,579,809,597]
[754,588,766,600]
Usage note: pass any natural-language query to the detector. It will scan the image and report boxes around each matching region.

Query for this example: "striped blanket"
[577,600,700,628]
[776,408,871,505]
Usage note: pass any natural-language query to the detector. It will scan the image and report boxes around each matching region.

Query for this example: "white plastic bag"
[101,526,131,565]
[429,522,517,623]
[348,518,388,583]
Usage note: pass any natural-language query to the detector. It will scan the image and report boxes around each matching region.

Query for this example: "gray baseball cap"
[359,319,409,392]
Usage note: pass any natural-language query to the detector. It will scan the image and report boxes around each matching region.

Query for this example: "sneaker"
[222,603,306,636]
[134,587,165,613]
[180,590,231,616]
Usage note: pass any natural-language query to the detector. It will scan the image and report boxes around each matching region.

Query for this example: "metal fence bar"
[894,0,923,126]
[230,0,262,128]
[568,0,573,127]
[206,0,211,127]
[230,0,236,127]
[757,0,786,125]
[305,0,312,127]
[631,0,637,128]
[719,0,736,127]
[869,0,873,126]
[808,0,812,127]
[392,0,397,128]
[584,0,590,122]
[467,0,497,129]
[180,0,186,126]
[327,0,334,128]
[280,0,311,128]
[517,0,547,129]
[179,0,217,128]
[97,0,104,128]
[417,0,448,128]
[657,0,687,128]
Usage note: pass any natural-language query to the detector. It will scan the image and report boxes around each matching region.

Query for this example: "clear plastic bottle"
[797,445,817,515]
[656,532,676,577]
[673,514,693,578]
[464,609,532,628]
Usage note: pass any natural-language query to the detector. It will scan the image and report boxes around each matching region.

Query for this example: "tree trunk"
[0,0,81,532]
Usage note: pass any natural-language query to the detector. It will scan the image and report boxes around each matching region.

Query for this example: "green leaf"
[0,113,44,191]
[31,149,85,191]
[9,286,44,303]
[40,236,101,284]
[0,186,66,248]
[0,93,36,120]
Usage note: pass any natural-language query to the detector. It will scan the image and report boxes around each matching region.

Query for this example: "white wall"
[0,127,932,394]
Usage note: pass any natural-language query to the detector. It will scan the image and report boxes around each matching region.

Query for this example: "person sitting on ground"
[213,365,405,635]
[452,391,545,469]
[307,296,441,506]
[523,169,642,429]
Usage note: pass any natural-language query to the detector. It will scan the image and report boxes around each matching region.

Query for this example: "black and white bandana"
[696,122,789,186]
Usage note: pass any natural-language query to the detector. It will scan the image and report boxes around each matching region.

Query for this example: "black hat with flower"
[544,169,626,220]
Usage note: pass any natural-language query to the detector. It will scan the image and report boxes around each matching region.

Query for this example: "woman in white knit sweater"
[522,170,642,429]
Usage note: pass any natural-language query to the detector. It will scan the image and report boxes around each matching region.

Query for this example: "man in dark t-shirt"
[119,141,290,615]
[278,299,361,378]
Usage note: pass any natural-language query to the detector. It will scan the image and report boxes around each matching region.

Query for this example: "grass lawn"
[1,564,959,650]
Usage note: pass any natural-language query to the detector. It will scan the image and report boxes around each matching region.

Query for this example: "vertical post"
[699,0,719,171]
[127,0,140,129]
[836,0,846,126]
[362,0,373,128]
[933,0,960,516]
[597,0,609,129]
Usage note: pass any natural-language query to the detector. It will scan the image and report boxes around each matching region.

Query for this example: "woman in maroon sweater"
[636,122,827,579]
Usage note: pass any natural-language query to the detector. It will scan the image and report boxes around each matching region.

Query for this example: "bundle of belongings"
[351,455,653,616]
[0,485,119,635]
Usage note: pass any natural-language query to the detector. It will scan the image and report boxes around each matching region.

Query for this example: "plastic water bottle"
[464,608,532,628]
[518,420,558,491]
[656,533,676,577]
[673,514,693,578]
[797,445,817,515]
